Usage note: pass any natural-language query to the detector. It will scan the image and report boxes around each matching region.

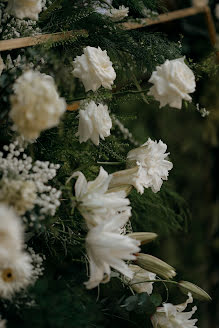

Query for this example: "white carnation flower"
[151,293,198,328]
[215,4,219,19]
[192,0,208,7]
[0,203,24,253]
[0,56,5,76]
[72,167,131,228]
[107,6,129,21]
[127,138,173,193]
[72,46,116,92]
[10,70,66,140]
[6,0,42,20]
[0,179,37,215]
[0,249,33,299]
[126,264,156,294]
[85,218,140,289]
[76,101,112,146]
[148,58,196,109]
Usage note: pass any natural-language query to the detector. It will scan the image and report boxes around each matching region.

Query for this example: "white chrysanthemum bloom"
[0,203,24,253]
[126,264,156,294]
[151,293,198,328]
[0,179,37,215]
[0,316,6,328]
[109,163,153,194]
[192,0,208,7]
[0,55,5,76]
[10,70,66,140]
[215,4,219,19]
[0,249,33,299]
[72,167,131,228]
[148,58,196,109]
[6,0,42,20]
[85,218,140,289]
[107,6,129,21]
[76,101,112,146]
[127,138,173,193]
[72,46,116,92]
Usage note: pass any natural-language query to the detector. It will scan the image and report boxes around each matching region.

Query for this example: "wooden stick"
[121,6,206,30]
[0,30,87,51]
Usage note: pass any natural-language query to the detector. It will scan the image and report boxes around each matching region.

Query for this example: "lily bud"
[178,281,212,302]
[128,232,158,245]
[106,185,132,196]
[136,253,176,279]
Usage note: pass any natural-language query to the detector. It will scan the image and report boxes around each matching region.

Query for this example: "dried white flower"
[151,293,198,328]
[10,70,66,140]
[72,167,131,228]
[76,101,112,146]
[127,138,173,193]
[72,46,116,92]
[0,141,61,221]
[126,264,156,294]
[107,6,129,21]
[0,249,33,299]
[6,0,42,20]
[85,218,140,289]
[192,0,208,7]
[216,4,219,19]
[0,179,37,215]
[0,55,5,76]
[148,58,196,109]
[0,203,24,253]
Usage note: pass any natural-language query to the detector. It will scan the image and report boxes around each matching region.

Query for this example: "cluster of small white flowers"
[196,103,209,117]
[141,8,158,18]
[4,54,45,74]
[94,0,129,21]
[112,114,139,146]
[0,140,61,221]
[27,247,45,282]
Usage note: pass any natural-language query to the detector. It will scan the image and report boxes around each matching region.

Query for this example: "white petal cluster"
[72,46,116,92]
[0,55,5,76]
[0,179,37,215]
[107,6,129,22]
[0,204,33,299]
[192,0,208,7]
[148,58,196,109]
[127,138,173,193]
[85,218,140,289]
[151,293,198,328]
[0,141,61,221]
[73,167,131,228]
[0,316,6,328]
[6,0,42,20]
[76,101,112,146]
[126,264,156,294]
[10,70,66,140]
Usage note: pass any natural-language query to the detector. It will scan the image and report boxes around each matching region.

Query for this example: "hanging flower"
[127,138,173,193]
[85,218,140,289]
[151,293,198,328]
[0,56,5,76]
[0,179,37,215]
[126,264,156,294]
[0,249,33,299]
[72,46,116,92]
[109,163,150,195]
[148,58,196,109]
[76,101,112,146]
[10,70,66,140]
[192,0,208,7]
[0,203,24,253]
[6,0,42,20]
[72,167,131,228]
